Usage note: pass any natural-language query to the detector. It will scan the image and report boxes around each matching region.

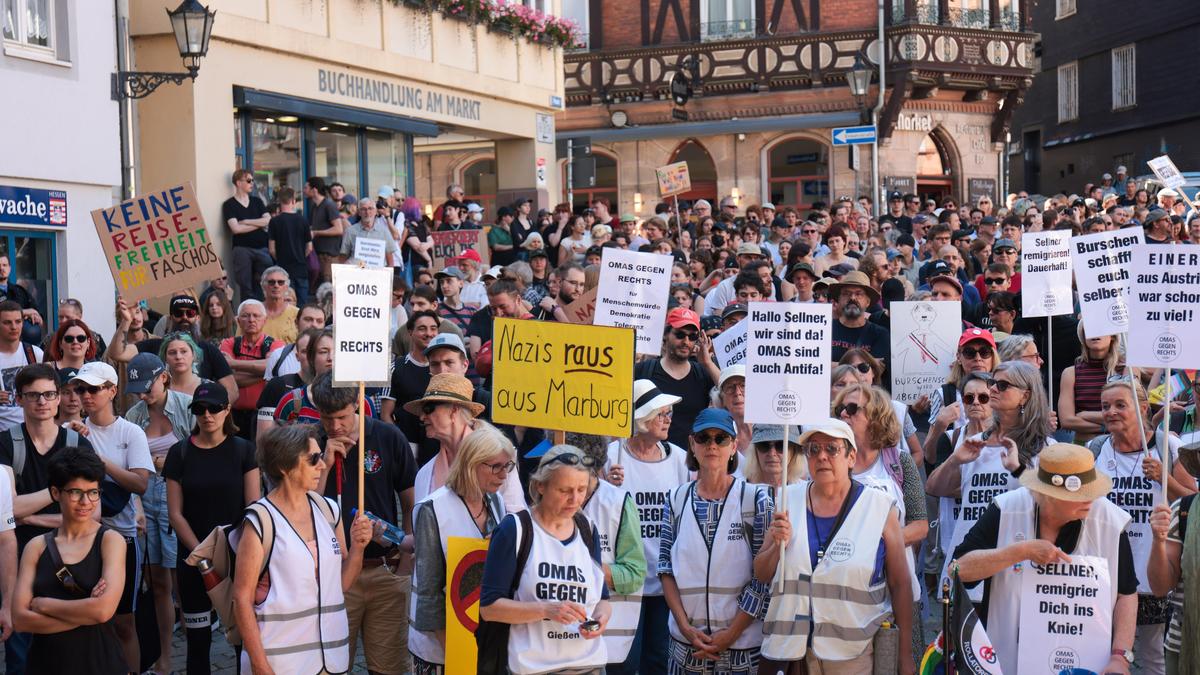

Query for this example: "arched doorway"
[461,157,497,216]
[668,139,717,204]
[916,132,955,204]
[766,136,830,211]
[562,151,618,212]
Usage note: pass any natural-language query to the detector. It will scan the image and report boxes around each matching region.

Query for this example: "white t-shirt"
[264,344,300,380]
[85,417,154,537]
[0,343,44,432]
[0,466,15,533]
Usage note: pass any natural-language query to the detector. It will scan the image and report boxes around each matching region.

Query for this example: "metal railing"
[898,2,1022,29]
[944,7,990,28]
[700,19,756,41]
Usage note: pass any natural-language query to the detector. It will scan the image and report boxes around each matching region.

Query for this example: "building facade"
[0,0,121,337]
[1007,0,1200,195]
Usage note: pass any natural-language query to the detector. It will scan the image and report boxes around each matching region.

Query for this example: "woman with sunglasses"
[741,425,805,489]
[840,348,922,466]
[984,291,1018,337]
[12,446,127,673]
[158,331,206,397]
[1058,325,1131,444]
[410,425,516,674]
[922,328,1000,471]
[659,408,771,675]
[163,382,259,674]
[986,360,1057,467]
[45,319,98,371]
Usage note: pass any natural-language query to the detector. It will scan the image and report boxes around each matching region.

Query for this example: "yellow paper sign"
[491,318,634,437]
[446,536,490,675]
[655,161,691,197]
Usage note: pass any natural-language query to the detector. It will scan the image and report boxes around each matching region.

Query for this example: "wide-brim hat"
[1019,443,1112,502]
[830,270,880,305]
[632,379,681,422]
[403,373,484,417]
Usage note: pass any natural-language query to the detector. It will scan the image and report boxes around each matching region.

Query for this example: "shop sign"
[897,112,933,132]
[317,69,482,122]
[0,185,67,228]
[968,178,997,205]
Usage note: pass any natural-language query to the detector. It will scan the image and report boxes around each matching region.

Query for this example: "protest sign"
[1147,155,1186,190]
[1020,230,1073,318]
[1070,228,1143,338]
[889,301,961,405]
[491,318,635,437]
[1017,556,1112,675]
[1127,245,1200,369]
[744,302,831,425]
[430,229,489,271]
[445,536,489,674]
[352,237,387,268]
[594,248,673,354]
[331,264,392,387]
[562,287,597,324]
[90,182,223,303]
[713,319,747,368]
[655,161,691,197]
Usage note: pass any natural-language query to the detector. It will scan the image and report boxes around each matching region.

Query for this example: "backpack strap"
[244,502,276,581]
[1086,434,1111,459]
[233,336,242,356]
[941,383,958,408]
[260,336,275,358]
[10,425,25,480]
[572,512,600,563]
[511,510,535,596]
[22,342,35,366]
[271,343,296,379]
[65,428,79,448]
[882,445,905,488]
[306,491,339,527]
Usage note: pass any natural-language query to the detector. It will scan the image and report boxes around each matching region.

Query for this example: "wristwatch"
[1110,648,1133,664]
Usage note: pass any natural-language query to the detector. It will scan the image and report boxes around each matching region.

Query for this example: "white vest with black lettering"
[1097,436,1172,594]
[762,482,894,661]
[666,479,764,652]
[853,451,920,597]
[408,486,505,665]
[988,487,1130,675]
[940,442,1020,600]
[582,479,643,663]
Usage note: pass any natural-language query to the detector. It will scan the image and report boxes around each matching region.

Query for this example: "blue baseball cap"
[692,408,737,437]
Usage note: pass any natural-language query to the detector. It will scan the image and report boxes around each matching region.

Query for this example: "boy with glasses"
[223,169,272,302]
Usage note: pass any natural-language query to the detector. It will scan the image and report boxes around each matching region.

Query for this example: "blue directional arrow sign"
[831,125,877,146]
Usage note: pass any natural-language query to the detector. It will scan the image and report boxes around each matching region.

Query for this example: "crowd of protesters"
[0,166,1197,675]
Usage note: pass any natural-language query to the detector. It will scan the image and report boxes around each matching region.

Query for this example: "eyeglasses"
[963,393,990,405]
[800,442,844,458]
[486,460,517,475]
[420,402,443,416]
[989,379,1025,393]
[304,449,327,467]
[835,402,862,418]
[62,488,101,503]
[19,390,59,403]
[984,277,1008,285]
[264,278,289,286]
[987,305,1010,315]
[849,362,871,374]
[693,431,733,446]
[172,309,198,319]
[74,384,110,396]
[961,346,993,360]
[802,229,818,235]
[190,403,226,416]
[672,329,699,342]
[755,442,784,454]
[61,334,89,344]
[544,453,599,469]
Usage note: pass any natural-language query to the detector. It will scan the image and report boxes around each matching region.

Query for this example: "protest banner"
[1016,556,1112,675]
[352,237,387,268]
[655,161,691,197]
[1070,228,1143,338]
[331,264,392,387]
[90,182,223,304]
[744,302,832,426]
[562,287,597,324]
[491,318,635,437]
[1126,245,1200,369]
[1020,230,1073,318]
[889,301,961,405]
[713,319,747,368]
[594,248,673,355]
[430,229,489,271]
[445,536,489,675]
[1148,155,1186,190]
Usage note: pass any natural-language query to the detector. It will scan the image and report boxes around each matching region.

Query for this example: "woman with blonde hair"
[740,425,806,488]
[1059,324,1129,443]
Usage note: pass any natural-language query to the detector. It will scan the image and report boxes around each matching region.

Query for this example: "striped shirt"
[1073,359,1109,414]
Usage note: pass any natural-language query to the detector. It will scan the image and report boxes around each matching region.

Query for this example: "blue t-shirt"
[480,513,608,607]
[807,481,886,584]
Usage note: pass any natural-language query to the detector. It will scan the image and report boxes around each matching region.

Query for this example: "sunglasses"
[172,309,199,319]
[74,384,110,396]
[544,453,599,469]
[835,402,861,418]
[305,449,327,467]
[989,379,1025,392]
[755,442,785,454]
[800,442,844,458]
[190,403,226,416]
[264,279,289,286]
[961,346,993,360]
[849,362,871,374]
[486,460,518,475]
[984,277,1008,285]
[672,329,699,342]
[61,334,89,344]
[963,393,991,405]
[802,229,818,235]
[19,390,59,403]
[421,402,443,416]
[694,431,733,446]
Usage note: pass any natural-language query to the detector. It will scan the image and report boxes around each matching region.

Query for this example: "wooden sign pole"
[358,380,366,516]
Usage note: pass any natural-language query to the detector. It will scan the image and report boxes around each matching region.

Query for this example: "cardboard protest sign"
[1017,555,1112,675]
[491,318,635,437]
[594,248,673,355]
[1127,245,1200,369]
[430,229,489,271]
[445,536,489,675]
[562,287,597,324]
[1148,155,1186,190]
[90,182,223,303]
[331,264,392,386]
[655,162,691,197]
[352,237,387,268]
[1070,229,1143,338]
[1020,230,1074,318]
[889,301,961,405]
[713,319,747,368]
[744,302,831,425]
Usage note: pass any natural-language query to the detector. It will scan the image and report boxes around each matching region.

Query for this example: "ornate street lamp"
[846,52,873,123]
[112,0,216,100]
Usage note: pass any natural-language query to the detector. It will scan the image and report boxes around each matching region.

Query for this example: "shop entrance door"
[0,229,58,333]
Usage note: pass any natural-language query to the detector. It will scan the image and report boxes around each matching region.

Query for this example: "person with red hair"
[45,318,98,369]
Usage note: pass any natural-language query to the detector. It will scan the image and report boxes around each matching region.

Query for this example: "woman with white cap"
[712,365,751,454]
[604,379,690,675]
[953,443,1138,675]
[741,425,806,489]
[756,418,915,674]
[659,408,772,674]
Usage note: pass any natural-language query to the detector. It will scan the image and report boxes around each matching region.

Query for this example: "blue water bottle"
[351,508,406,546]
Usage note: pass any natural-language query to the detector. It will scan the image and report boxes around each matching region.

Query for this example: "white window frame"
[560,0,589,49]
[1111,43,1136,110]
[1057,61,1078,123]
[521,0,551,15]
[3,0,55,54]
[1054,0,1076,19]
[700,0,755,41]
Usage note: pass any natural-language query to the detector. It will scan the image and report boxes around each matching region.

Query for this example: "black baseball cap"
[889,191,903,201]
[190,381,229,410]
[170,295,199,315]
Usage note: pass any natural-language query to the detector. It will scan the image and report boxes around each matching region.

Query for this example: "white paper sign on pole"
[1069,229,1143,338]
[744,302,831,425]
[352,237,387,268]
[1020,230,1074,318]
[889,301,962,405]
[594,248,673,355]
[1127,245,1200,369]
[1016,555,1112,675]
[712,319,747,368]
[331,264,392,386]
[1148,155,1186,190]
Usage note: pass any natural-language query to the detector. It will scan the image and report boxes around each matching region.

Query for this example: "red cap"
[666,307,701,330]
[455,249,483,264]
[958,327,996,349]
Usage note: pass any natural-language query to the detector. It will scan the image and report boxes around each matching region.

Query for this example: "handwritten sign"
[594,248,672,355]
[655,162,691,197]
[430,229,489,271]
[331,264,392,386]
[1127,245,1200,369]
[744,302,831,425]
[352,237,387,268]
[90,182,223,303]
[562,287,597,324]
[890,301,961,405]
[1070,229,1143,338]
[491,318,634,437]
[1020,230,1074,318]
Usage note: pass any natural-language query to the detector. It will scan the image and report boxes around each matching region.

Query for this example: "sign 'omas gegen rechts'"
[331,264,392,387]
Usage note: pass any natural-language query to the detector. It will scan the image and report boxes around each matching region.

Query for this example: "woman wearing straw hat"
[755,418,915,675]
[604,379,690,675]
[1149,440,1200,675]
[952,443,1139,675]
[406,372,526,514]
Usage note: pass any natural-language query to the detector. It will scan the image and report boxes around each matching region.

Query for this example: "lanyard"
[808,482,856,562]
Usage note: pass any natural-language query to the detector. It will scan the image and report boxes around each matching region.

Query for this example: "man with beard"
[633,308,719,448]
[830,271,890,366]
[533,262,585,321]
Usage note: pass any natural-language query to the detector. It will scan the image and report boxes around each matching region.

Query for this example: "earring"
[1019,403,1025,418]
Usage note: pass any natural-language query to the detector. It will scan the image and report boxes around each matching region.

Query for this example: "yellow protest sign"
[446,536,490,675]
[491,318,634,437]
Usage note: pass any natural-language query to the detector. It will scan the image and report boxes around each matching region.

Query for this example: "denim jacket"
[126,389,195,443]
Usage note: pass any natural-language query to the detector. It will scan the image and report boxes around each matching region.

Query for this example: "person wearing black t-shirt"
[267,186,313,303]
[830,271,891,368]
[304,177,347,289]
[633,308,719,449]
[390,311,438,450]
[222,170,272,303]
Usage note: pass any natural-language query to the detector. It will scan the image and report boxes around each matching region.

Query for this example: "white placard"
[331,264,393,386]
[712,319,747,368]
[353,237,387,268]
[594,248,673,355]
[889,301,962,405]
[1127,245,1200,369]
[1148,155,1186,190]
[1016,556,1112,675]
[744,302,831,425]
[1020,230,1074,318]
[1070,229,1143,338]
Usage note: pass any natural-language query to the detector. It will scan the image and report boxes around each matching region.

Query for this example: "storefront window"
[366,130,410,198]
[0,230,56,329]
[463,158,497,217]
[767,137,829,210]
[250,114,302,202]
[314,123,360,199]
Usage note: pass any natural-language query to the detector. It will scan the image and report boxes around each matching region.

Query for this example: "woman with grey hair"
[479,445,611,674]
[996,333,1043,369]
[986,360,1056,467]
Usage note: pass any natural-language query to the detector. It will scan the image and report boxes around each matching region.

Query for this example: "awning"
[556,111,862,143]
[233,86,440,137]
